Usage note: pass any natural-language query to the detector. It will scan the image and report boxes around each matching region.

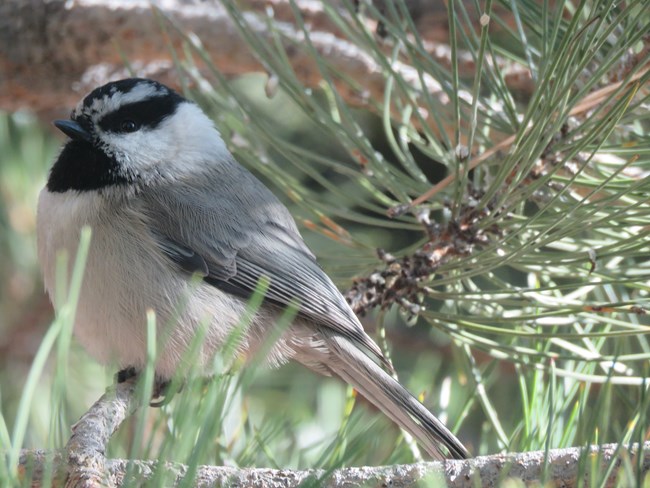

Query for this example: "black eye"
[120,119,138,132]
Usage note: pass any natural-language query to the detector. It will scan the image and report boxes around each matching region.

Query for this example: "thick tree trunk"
[0,0,527,119]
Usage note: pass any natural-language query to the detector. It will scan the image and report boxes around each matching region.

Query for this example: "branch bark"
[0,0,528,119]
[16,380,650,487]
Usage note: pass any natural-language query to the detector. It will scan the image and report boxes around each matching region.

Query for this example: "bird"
[37,77,469,460]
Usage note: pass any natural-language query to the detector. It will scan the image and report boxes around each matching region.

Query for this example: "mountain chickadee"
[37,78,468,459]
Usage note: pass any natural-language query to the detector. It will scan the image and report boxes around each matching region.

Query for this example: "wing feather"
[140,157,386,364]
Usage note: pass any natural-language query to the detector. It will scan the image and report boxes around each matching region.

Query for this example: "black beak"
[53,119,93,143]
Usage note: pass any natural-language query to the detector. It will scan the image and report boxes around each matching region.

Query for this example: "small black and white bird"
[37,78,468,460]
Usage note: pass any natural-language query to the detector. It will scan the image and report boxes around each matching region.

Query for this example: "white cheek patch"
[98,102,231,181]
[73,82,168,122]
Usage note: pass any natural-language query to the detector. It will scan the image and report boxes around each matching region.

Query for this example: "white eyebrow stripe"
[75,82,169,121]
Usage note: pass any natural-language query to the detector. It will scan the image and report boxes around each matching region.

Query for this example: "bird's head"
[49,78,227,192]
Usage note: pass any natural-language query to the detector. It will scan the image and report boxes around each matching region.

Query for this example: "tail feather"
[324,334,469,460]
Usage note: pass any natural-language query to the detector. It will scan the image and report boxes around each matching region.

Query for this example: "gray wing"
[140,157,385,363]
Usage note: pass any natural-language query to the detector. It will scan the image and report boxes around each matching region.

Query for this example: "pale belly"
[37,188,326,383]
[36,189,258,378]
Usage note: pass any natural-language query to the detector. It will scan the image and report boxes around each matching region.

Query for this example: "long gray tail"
[323,334,469,460]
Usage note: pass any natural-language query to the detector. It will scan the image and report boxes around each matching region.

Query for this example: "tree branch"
[16,380,650,487]
[0,0,527,119]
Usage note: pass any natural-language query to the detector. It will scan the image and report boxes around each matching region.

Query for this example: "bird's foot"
[115,367,174,407]
[116,367,138,383]
[149,378,172,407]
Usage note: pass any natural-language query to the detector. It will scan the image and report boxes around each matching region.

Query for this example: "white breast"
[36,188,257,378]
